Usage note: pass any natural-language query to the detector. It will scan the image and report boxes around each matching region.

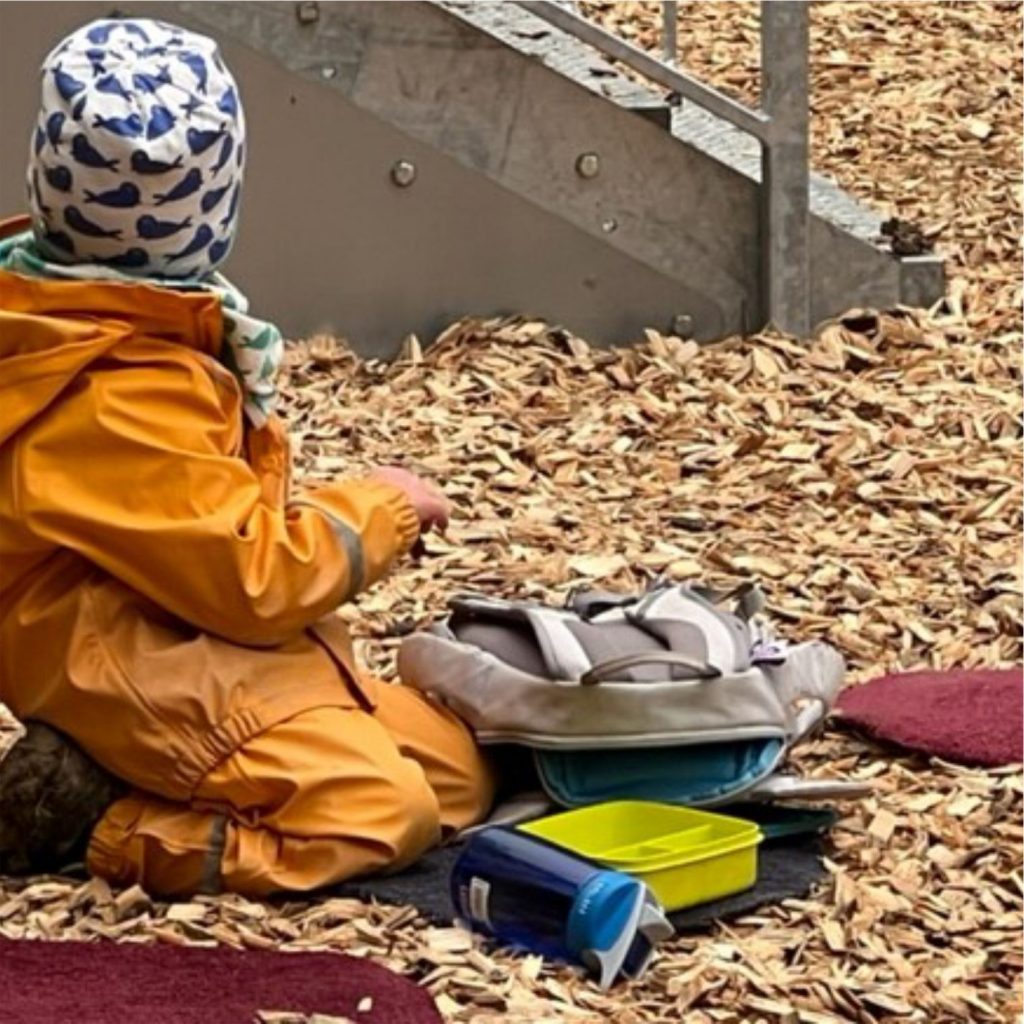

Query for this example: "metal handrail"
[515,0,811,336]
[519,1,771,139]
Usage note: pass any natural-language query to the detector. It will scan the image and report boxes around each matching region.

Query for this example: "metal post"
[662,1,678,66]
[760,1,810,336]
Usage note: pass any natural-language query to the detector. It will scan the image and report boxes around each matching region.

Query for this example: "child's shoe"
[0,722,125,875]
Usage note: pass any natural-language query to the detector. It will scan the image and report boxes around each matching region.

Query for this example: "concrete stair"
[0,0,943,352]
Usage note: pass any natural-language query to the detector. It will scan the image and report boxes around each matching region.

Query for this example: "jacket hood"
[0,218,223,446]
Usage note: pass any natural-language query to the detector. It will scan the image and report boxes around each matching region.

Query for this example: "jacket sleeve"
[16,361,420,646]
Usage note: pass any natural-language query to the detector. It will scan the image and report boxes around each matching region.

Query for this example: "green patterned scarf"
[0,231,282,427]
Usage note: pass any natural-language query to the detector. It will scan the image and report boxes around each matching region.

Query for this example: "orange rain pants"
[89,686,494,897]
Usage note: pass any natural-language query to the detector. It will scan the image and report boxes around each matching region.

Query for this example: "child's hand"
[370,466,450,534]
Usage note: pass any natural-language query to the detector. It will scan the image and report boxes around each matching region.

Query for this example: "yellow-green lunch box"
[519,800,763,912]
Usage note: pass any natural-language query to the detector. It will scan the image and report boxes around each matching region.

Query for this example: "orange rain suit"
[0,216,493,896]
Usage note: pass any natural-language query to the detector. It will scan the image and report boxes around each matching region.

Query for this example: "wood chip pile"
[2,304,1020,1023]
[0,3,1021,1023]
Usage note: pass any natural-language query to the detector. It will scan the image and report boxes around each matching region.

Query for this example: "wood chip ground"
[1,3,1021,1022]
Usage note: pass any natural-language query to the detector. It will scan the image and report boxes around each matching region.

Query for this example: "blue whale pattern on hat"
[200,182,230,214]
[105,247,150,268]
[145,105,177,140]
[44,165,74,192]
[85,23,117,46]
[130,150,184,175]
[217,86,238,117]
[85,48,108,76]
[136,213,193,239]
[96,74,132,102]
[84,182,141,208]
[53,64,88,102]
[93,112,145,138]
[70,133,120,170]
[207,237,231,265]
[219,184,241,227]
[132,67,173,94]
[165,223,213,263]
[179,94,203,119]
[45,112,66,152]
[153,167,203,205]
[65,204,123,239]
[210,134,234,175]
[177,52,208,92]
[186,125,225,156]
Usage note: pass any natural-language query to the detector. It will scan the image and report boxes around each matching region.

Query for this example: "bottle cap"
[568,871,669,989]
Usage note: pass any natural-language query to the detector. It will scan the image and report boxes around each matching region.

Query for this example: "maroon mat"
[835,668,1023,767]
[0,938,441,1024]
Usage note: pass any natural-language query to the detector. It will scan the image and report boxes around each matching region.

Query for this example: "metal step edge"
[436,0,661,110]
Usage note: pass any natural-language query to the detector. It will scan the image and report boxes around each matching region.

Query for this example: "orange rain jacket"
[0,216,422,805]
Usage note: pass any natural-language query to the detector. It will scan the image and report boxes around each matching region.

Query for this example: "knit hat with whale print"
[27,17,245,279]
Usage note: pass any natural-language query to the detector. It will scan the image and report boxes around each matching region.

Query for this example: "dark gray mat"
[332,836,826,931]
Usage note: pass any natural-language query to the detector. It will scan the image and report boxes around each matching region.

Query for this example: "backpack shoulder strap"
[523,608,593,680]
[446,594,596,681]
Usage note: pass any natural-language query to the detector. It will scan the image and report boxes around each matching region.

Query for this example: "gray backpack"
[399,582,853,807]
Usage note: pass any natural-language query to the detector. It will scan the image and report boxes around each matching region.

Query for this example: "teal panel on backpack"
[534,738,785,807]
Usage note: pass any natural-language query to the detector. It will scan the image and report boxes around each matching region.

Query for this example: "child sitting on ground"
[0,18,494,895]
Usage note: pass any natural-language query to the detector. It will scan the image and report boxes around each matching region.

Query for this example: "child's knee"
[378,767,443,869]
[448,746,497,833]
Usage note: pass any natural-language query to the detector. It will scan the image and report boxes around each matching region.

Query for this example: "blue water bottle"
[450,827,672,988]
